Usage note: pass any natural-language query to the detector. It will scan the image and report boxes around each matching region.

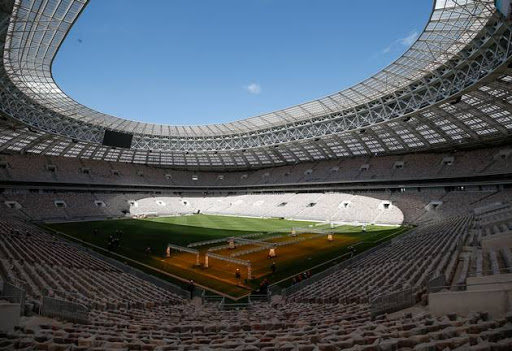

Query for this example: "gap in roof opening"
[52,0,431,126]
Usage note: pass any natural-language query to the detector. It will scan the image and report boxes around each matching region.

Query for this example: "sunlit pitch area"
[160,229,362,292]
[48,216,405,298]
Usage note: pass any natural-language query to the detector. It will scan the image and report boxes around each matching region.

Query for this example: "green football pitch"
[46,215,407,298]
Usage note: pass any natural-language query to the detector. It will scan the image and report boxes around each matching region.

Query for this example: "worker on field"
[235,268,241,280]
[271,262,276,274]
[187,280,195,299]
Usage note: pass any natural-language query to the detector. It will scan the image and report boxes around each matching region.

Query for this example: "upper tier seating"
[3,188,512,224]
[1,145,511,187]
[130,193,404,225]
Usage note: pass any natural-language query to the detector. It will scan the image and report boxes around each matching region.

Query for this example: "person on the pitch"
[235,268,241,280]
[187,280,195,299]
[271,262,276,274]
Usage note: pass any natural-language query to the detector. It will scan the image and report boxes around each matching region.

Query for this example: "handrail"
[428,279,512,293]
[40,296,90,324]
[0,282,26,315]
[467,268,512,277]
[0,295,22,304]
[369,287,414,319]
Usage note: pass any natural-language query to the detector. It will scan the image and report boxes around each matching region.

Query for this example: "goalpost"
[166,244,200,266]
[205,252,252,280]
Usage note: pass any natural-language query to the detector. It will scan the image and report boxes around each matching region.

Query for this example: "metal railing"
[467,267,512,278]
[202,291,225,305]
[249,293,270,304]
[369,287,414,319]
[41,288,88,305]
[220,301,251,310]
[40,296,89,324]
[426,274,447,294]
[0,295,23,304]
[0,282,26,315]
[428,279,512,293]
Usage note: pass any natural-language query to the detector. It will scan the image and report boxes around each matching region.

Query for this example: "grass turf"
[47,215,406,298]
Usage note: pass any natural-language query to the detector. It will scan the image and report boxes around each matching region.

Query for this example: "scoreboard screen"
[102,130,133,149]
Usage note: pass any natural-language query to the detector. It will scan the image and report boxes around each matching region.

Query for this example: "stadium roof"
[0,0,511,169]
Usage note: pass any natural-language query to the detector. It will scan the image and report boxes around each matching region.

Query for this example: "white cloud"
[382,46,392,54]
[245,83,262,95]
[378,30,419,57]
[399,31,419,46]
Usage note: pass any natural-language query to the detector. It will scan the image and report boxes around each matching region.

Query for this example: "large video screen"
[102,130,133,149]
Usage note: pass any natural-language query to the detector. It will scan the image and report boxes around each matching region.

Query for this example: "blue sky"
[53,0,432,125]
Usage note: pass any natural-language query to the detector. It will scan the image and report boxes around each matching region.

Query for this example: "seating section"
[0,145,511,187]
[0,220,184,311]
[451,205,512,284]
[0,146,511,349]
[287,216,472,304]
[1,144,511,225]
[131,193,404,225]
[0,215,511,349]
[3,188,512,225]
[477,206,512,237]
[2,304,512,349]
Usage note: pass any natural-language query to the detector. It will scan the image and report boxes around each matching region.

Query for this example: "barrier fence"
[220,301,251,310]
[0,282,25,314]
[467,267,512,277]
[202,292,269,307]
[249,293,270,303]
[202,292,224,305]
[40,296,89,324]
[42,288,85,302]
[369,287,414,319]
[426,274,447,294]
[430,279,512,293]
